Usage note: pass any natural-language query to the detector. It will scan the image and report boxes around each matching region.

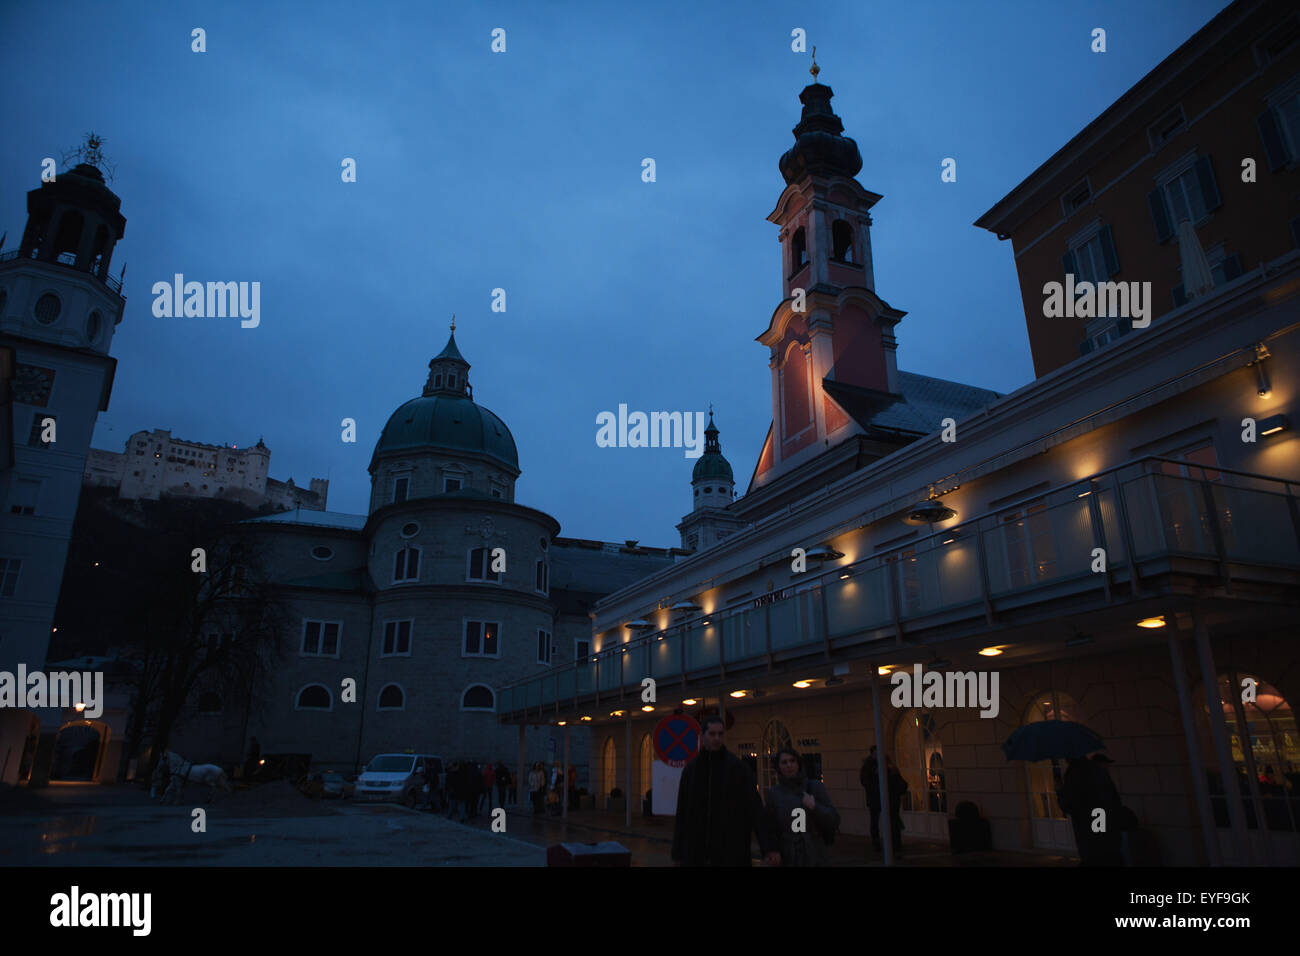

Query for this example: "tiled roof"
[824,370,1000,436]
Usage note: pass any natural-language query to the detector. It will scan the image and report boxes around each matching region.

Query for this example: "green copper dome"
[369,330,518,472]
[692,453,733,483]
[692,411,733,483]
[371,394,518,471]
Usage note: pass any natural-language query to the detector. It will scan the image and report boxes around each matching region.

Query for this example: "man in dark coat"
[1057,754,1124,865]
[860,748,883,852]
[672,715,771,866]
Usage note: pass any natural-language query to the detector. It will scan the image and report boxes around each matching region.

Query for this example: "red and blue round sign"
[653,714,701,768]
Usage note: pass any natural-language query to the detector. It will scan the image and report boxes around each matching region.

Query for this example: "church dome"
[691,411,733,483]
[778,82,862,186]
[692,451,733,483]
[371,394,518,470]
[369,327,519,472]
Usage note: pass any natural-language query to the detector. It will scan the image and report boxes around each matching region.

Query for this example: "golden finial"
[450,314,456,332]
[810,46,820,83]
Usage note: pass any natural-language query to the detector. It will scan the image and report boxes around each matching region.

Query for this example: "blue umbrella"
[1002,721,1106,762]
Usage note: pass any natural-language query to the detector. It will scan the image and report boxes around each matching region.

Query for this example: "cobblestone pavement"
[0,783,544,867]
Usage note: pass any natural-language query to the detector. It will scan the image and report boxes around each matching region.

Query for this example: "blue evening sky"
[1,0,1227,545]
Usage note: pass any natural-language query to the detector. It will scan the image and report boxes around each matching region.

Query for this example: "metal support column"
[562,722,571,818]
[517,723,527,811]
[625,713,632,828]
[871,669,894,865]
[1166,615,1220,865]
[1193,611,1252,863]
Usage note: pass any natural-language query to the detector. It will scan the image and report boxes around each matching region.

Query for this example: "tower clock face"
[13,364,56,406]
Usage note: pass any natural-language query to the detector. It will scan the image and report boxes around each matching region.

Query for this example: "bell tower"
[752,59,906,488]
[0,135,127,688]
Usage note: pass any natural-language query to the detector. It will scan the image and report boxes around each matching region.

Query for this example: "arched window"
[461,684,495,711]
[759,718,793,793]
[602,737,617,806]
[393,546,420,582]
[894,709,946,813]
[791,227,808,271]
[780,342,812,439]
[296,684,332,710]
[1022,691,1084,850]
[1199,672,1298,832]
[52,211,84,260]
[832,219,854,263]
[378,684,405,710]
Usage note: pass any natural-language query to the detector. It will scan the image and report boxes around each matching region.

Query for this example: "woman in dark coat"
[762,747,840,867]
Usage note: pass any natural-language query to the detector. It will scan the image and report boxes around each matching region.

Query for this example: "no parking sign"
[652,714,701,768]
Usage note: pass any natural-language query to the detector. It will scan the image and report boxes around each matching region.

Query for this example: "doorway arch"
[1023,691,1083,850]
[51,720,108,782]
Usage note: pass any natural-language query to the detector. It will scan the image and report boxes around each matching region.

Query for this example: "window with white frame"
[1148,152,1221,242]
[296,684,332,710]
[537,629,553,665]
[463,620,500,657]
[382,619,413,656]
[535,558,548,594]
[378,684,405,710]
[301,620,341,657]
[467,547,500,583]
[1063,221,1117,285]
[392,476,409,504]
[461,684,495,711]
[443,476,462,493]
[1260,77,1300,170]
[393,546,420,583]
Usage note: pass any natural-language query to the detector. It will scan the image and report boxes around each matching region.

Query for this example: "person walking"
[528,761,546,816]
[671,715,771,866]
[761,747,840,867]
[885,755,908,857]
[859,747,882,852]
[494,761,511,808]
[1057,753,1125,865]
[482,761,496,813]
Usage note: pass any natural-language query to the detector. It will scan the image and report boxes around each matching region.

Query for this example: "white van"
[354,753,441,807]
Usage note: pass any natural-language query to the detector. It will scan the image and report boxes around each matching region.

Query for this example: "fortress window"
[383,620,412,656]
[468,547,501,583]
[463,621,500,657]
[393,546,420,582]
[393,476,409,503]
[378,684,405,710]
[461,684,495,711]
[296,684,332,710]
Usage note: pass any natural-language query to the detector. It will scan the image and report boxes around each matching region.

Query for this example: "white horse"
[160,750,232,804]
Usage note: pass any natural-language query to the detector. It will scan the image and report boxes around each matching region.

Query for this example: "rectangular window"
[301,620,341,656]
[1163,167,1206,226]
[383,620,413,656]
[393,476,409,504]
[467,547,500,582]
[464,620,500,657]
[0,558,21,597]
[443,477,462,493]
[394,547,420,582]
[9,478,39,515]
[1061,179,1091,216]
[27,414,54,448]
[537,629,553,665]
[535,559,548,594]
[1148,105,1186,150]
[575,639,590,666]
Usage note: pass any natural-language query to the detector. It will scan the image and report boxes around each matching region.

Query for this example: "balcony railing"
[0,248,125,296]
[498,457,1300,719]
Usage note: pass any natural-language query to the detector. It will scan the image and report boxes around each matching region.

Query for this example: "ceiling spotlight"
[580,716,592,722]
[1137,616,1167,629]
[611,710,625,717]
[877,665,893,676]
[793,680,813,688]
[641,705,655,712]
[682,698,698,706]
[804,545,845,562]
[729,690,748,698]
[978,647,1003,656]
[557,720,567,726]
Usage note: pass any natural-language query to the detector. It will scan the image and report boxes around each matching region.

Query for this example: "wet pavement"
[1,783,1077,867]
